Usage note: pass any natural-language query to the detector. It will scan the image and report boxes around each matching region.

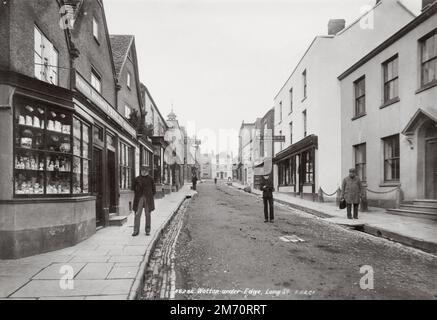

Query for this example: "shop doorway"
[425,124,437,199]
[93,147,104,227]
[107,150,117,213]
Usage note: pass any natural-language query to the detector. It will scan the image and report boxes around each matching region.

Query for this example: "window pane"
[83,160,90,193]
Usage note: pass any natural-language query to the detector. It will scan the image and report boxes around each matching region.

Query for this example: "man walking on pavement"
[260,174,274,223]
[132,165,156,236]
[341,168,363,220]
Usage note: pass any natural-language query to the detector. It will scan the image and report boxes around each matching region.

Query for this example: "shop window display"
[14,98,90,197]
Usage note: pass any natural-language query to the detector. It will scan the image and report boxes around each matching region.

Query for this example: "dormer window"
[93,17,99,42]
[91,68,102,93]
[127,72,131,89]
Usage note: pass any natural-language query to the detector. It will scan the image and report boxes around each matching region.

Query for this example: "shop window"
[34,26,58,86]
[302,151,314,184]
[383,134,400,182]
[14,97,90,196]
[354,143,367,182]
[119,142,133,190]
[354,76,366,117]
[420,30,437,86]
[382,55,399,103]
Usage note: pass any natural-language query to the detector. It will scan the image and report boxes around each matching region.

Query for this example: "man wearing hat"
[341,168,363,219]
[132,165,156,236]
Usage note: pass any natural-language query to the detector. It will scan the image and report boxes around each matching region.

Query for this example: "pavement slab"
[0,185,195,300]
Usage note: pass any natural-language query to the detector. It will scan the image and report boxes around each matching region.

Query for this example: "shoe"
[146,231,151,236]
[354,217,359,220]
[132,232,139,237]
[347,217,352,220]
[264,220,269,223]
[269,220,274,223]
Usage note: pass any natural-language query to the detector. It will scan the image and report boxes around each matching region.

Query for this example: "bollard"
[336,188,341,207]
[318,187,324,203]
[360,189,368,212]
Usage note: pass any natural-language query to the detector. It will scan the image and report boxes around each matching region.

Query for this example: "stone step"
[386,208,437,221]
[400,204,437,214]
[109,214,128,227]
[413,199,437,207]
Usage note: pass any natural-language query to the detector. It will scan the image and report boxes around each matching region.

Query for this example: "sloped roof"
[109,35,134,78]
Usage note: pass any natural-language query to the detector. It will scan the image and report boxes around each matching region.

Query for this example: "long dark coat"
[260,176,274,198]
[132,175,156,212]
[341,176,363,204]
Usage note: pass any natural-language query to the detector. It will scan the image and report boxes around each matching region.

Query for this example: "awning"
[273,134,318,162]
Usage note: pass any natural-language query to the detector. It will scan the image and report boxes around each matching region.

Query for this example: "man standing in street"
[132,166,156,236]
[192,174,198,191]
[260,174,274,223]
[341,168,363,220]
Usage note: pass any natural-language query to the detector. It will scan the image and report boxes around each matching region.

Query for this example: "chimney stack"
[328,19,346,35]
[422,0,435,11]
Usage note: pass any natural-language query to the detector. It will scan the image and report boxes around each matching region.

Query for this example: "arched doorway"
[424,123,437,199]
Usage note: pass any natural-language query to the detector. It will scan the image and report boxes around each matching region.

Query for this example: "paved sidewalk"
[0,185,196,300]
[231,182,437,255]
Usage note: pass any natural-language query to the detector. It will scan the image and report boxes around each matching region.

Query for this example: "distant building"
[238,122,255,186]
[199,153,213,179]
[339,1,437,209]
[213,152,233,180]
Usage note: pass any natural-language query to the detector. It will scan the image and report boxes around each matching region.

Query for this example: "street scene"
[0,0,437,302]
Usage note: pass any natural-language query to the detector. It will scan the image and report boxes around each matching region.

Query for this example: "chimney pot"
[328,19,346,35]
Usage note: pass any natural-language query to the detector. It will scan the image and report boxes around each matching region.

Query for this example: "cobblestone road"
[140,200,189,300]
[173,181,437,300]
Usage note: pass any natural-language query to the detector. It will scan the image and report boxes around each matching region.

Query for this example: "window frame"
[91,68,102,93]
[119,141,133,190]
[383,134,400,182]
[354,76,366,117]
[289,87,293,114]
[382,54,399,103]
[127,72,131,90]
[420,29,437,87]
[303,110,307,138]
[34,25,59,86]
[354,143,367,182]
[93,17,99,42]
[302,70,307,99]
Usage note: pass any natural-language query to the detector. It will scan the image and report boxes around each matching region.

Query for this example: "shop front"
[274,135,318,200]
[0,71,97,259]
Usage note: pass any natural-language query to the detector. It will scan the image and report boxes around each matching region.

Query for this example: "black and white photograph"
[0,0,436,306]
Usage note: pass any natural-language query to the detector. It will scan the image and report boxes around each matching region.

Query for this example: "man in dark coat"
[260,175,274,223]
[192,175,198,190]
[132,166,156,236]
[341,168,363,220]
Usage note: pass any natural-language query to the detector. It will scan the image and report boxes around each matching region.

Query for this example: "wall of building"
[70,0,117,106]
[0,1,10,70]
[340,13,437,206]
[117,44,142,119]
[0,198,96,259]
[273,0,415,194]
[6,0,71,89]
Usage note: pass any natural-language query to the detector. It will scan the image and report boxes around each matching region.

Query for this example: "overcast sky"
[104,0,420,155]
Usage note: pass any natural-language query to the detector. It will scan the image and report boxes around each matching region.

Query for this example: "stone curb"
[230,184,436,255]
[127,190,197,300]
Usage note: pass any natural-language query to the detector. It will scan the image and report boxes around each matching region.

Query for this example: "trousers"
[347,203,359,219]
[134,196,151,233]
[263,197,274,221]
